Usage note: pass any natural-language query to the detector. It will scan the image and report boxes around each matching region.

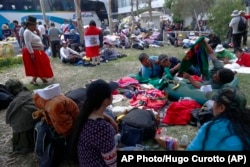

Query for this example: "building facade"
[118,0,165,14]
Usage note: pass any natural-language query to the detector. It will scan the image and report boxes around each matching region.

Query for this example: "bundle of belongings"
[32,83,79,167]
[5,79,38,154]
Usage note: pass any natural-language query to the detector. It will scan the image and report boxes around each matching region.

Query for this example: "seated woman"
[70,79,118,166]
[60,40,82,64]
[101,42,118,62]
[215,44,236,64]
[187,87,250,150]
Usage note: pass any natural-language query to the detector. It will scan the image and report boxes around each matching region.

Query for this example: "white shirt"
[60,46,80,60]
[38,25,46,35]
[24,29,44,53]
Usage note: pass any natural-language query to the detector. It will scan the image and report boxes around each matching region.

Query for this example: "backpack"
[189,104,214,127]
[34,120,66,167]
[65,87,87,110]
[0,84,14,110]
[238,16,247,32]
[120,108,157,146]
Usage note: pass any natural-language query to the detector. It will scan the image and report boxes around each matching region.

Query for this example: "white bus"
[0,0,109,28]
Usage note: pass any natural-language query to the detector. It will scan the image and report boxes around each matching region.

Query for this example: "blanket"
[224,63,250,74]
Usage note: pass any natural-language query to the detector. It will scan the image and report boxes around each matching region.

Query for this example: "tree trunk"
[148,0,153,21]
[39,0,49,28]
[108,0,113,34]
[74,0,84,44]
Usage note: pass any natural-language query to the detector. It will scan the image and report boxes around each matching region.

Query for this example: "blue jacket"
[187,118,244,151]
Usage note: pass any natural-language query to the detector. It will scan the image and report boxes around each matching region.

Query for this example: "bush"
[0,56,23,69]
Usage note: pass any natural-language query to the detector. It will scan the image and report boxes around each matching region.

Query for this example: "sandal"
[42,79,49,84]
[30,80,38,86]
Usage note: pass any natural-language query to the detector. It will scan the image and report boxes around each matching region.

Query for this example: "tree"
[164,0,215,23]
[146,0,153,21]
[208,0,245,40]
[74,0,84,44]
[108,0,113,34]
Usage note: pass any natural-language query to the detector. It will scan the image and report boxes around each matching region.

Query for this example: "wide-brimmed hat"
[215,44,225,52]
[26,15,37,25]
[231,10,240,17]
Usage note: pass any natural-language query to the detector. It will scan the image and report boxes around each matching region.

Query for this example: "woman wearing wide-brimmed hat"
[22,15,54,85]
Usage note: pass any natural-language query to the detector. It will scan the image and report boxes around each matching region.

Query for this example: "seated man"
[215,44,236,64]
[234,47,250,67]
[64,29,81,51]
[60,41,82,64]
[138,53,161,79]
[183,39,236,90]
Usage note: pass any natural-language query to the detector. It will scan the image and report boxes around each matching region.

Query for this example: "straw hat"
[215,44,225,52]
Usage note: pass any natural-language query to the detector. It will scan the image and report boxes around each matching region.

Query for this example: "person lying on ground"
[234,47,250,67]
[187,87,250,151]
[60,40,82,64]
[214,44,236,64]
[138,53,162,79]
[158,54,200,78]
[183,39,236,89]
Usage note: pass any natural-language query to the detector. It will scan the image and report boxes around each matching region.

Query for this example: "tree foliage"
[208,0,245,40]
[164,0,215,23]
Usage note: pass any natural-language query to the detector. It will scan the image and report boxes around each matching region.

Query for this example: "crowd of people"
[2,12,250,167]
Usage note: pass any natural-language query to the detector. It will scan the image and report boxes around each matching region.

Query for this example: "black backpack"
[120,108,157,146]
[189,107,214,128]
[0,84,14,110]
[65,87,87,110]
[238,16,247,32]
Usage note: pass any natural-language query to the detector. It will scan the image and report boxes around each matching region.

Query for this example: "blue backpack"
[34,120,65,167]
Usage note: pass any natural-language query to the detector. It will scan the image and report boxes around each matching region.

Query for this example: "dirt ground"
[0,55,141,167]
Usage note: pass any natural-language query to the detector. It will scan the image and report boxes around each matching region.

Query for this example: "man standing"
[229,10,245,51]
[48,22,62,58]
[38,21,49,49]
[84,20,102,66]
[12,20,21,48]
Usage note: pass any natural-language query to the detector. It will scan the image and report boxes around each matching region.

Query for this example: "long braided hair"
[202,87,250,150]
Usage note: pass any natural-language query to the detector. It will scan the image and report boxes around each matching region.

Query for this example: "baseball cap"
[212,87,247,110]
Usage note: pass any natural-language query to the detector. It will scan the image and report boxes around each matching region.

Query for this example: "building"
[118,0,165,14]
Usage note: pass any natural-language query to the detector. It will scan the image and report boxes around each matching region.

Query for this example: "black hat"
[26,15,37,25]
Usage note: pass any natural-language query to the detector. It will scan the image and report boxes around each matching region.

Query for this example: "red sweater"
[236,52,250,67]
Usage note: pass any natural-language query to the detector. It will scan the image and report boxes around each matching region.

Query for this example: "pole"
[74,0,84,44]
[39,0,48,28]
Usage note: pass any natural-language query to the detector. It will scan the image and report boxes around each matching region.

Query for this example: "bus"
[0,0,109,28]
